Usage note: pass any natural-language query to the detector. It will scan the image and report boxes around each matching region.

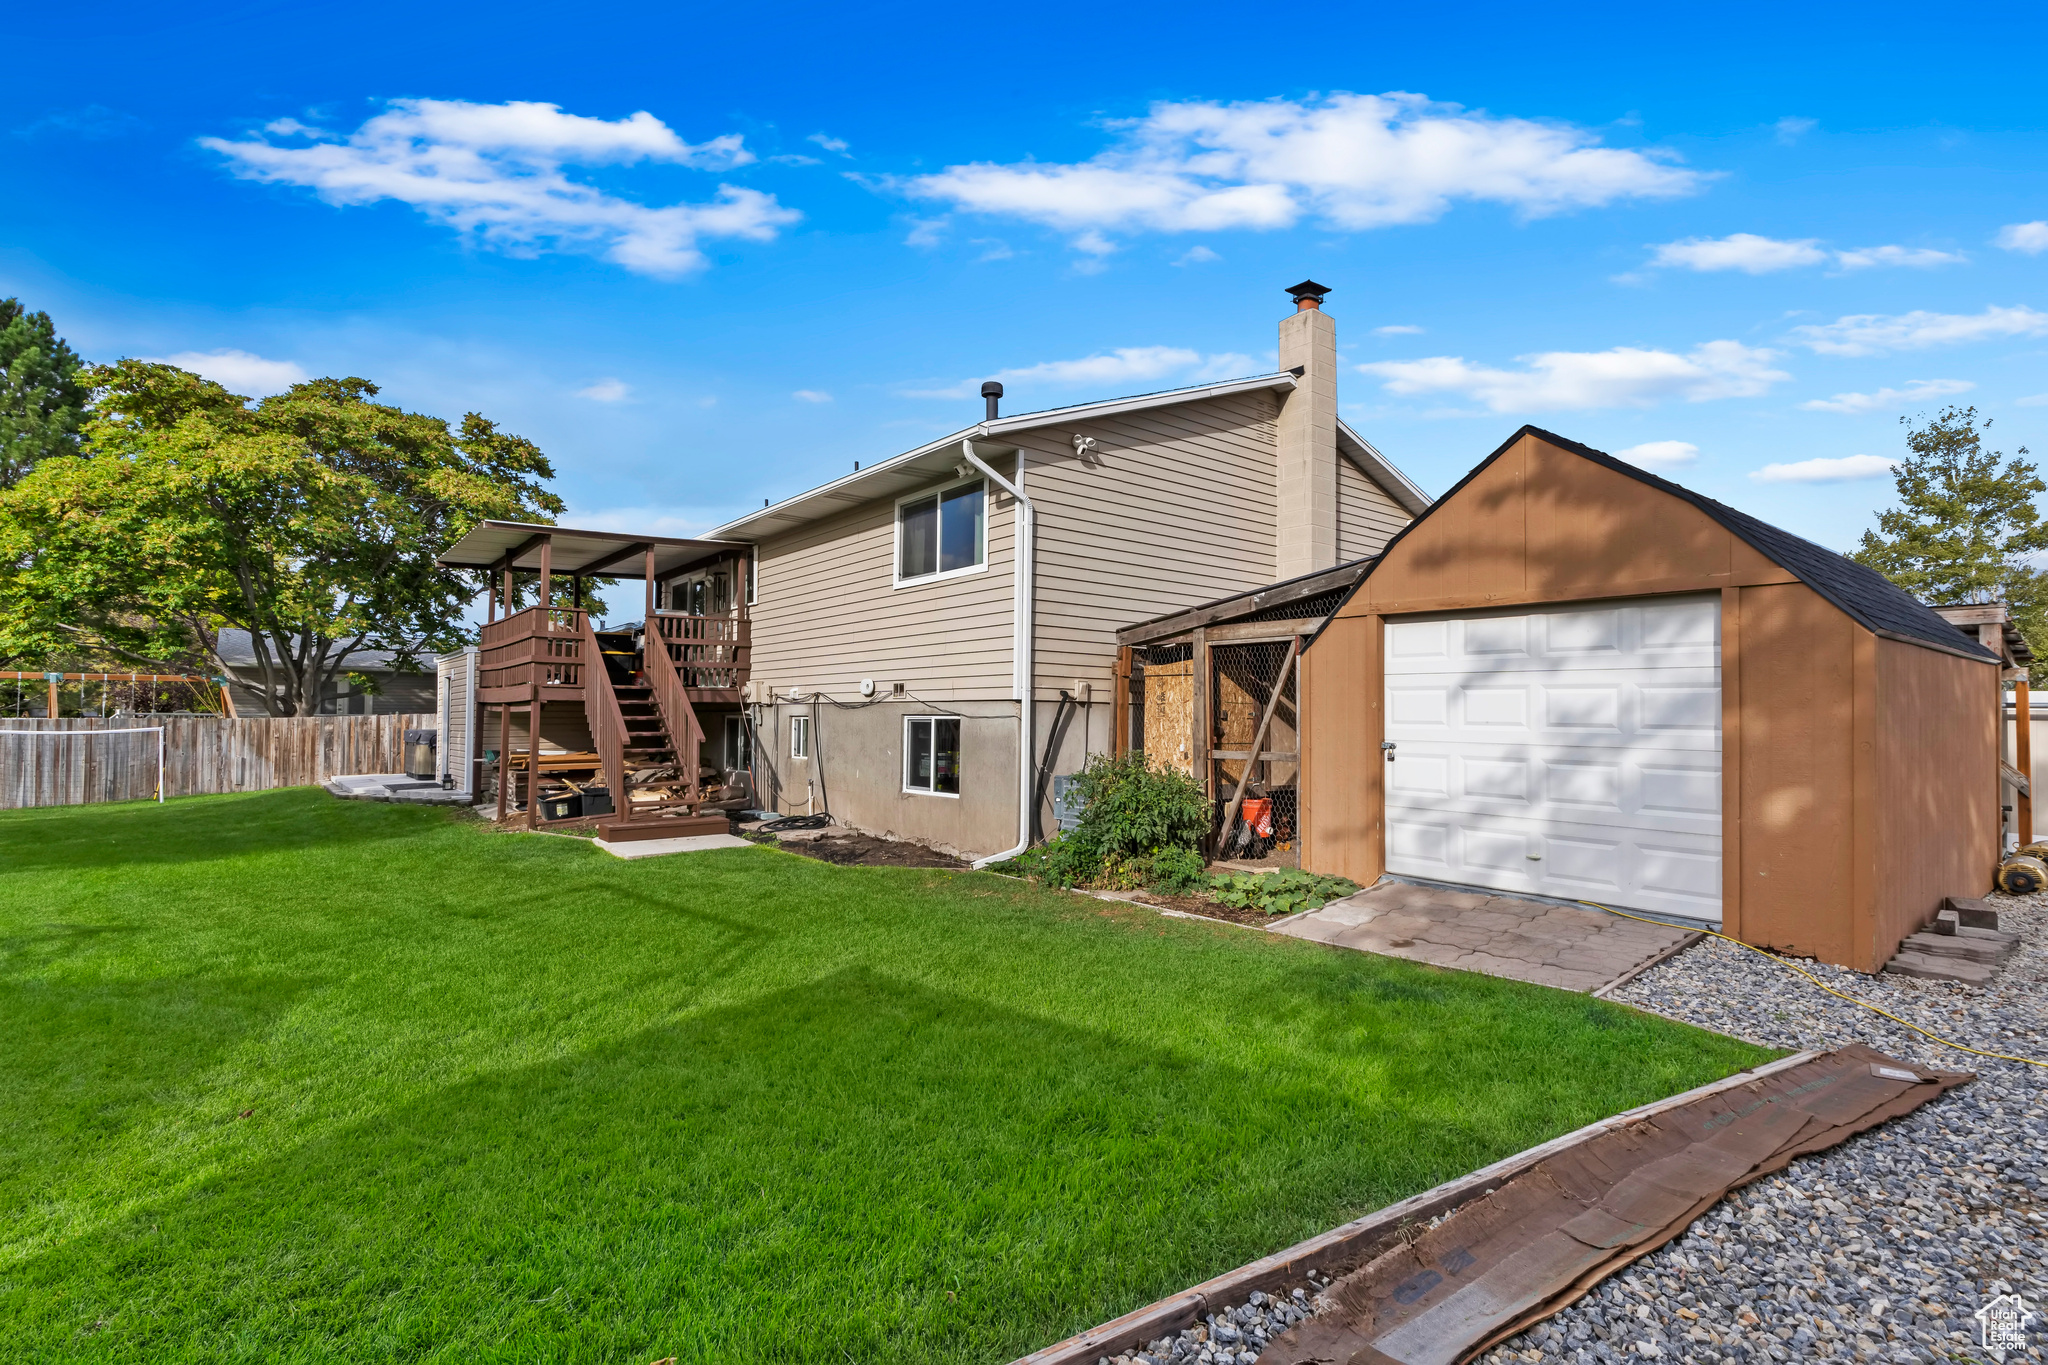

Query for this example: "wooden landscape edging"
[1003,1050,1820,1365]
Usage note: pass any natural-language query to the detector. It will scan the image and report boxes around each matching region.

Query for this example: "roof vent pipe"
[981,381,1003,422]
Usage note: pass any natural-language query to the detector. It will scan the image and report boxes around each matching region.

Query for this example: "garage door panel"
[1384,596,1722,923]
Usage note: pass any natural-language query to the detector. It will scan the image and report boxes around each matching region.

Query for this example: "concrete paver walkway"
[1271,880,1698,994]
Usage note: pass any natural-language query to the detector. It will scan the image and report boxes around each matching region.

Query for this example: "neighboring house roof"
[706,371,1403,542]
[1322,425,1997,663]
[212,628,418,674]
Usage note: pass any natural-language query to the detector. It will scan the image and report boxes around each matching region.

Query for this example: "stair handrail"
[579,615,630,821]
[642,615,707,807]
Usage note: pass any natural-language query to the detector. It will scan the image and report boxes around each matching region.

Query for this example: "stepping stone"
[1902,932,2006,964]
[1926,910,1958,936]
[1944,897,2001,930]
[1883,950,1994,985]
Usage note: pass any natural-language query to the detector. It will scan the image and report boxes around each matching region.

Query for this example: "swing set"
[1,672,232,720]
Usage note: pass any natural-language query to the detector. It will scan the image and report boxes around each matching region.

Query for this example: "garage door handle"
[1381,741,1396,763]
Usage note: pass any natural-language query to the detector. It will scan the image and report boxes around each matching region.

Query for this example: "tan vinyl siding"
[1337,449,1409,562]
[749,462,1018,702]
[1023,391,1285,699]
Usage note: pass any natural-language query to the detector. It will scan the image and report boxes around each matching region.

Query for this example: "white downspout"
[959,436,1035,867]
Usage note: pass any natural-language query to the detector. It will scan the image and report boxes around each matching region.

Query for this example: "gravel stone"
[1103,899,2043,1365]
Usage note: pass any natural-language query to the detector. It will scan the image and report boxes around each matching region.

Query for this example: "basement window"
[790,714,811,760]
[896,477,986,586]
[903,716,961,797]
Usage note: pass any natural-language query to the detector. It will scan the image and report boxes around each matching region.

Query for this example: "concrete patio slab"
[1272,881,1699,994]
[594,833,755,859]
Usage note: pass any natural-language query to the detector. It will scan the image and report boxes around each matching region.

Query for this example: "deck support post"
[526,689,541,830]
[643,549,657,620]
[2021,677,2034,845]
[537,535,553,617]
[495,703,510,821]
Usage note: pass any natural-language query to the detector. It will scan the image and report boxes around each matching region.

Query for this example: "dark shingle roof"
[1324,425,1996,662]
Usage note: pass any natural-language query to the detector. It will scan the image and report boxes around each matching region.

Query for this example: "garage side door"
[1383,595,1721,923]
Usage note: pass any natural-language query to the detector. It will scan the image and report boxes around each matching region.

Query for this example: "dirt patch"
[770,833,968,870]
[1102,889,1286,927]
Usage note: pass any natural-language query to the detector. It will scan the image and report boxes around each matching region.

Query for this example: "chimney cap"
[980,381,1004,398]
[1285,279,1331,302]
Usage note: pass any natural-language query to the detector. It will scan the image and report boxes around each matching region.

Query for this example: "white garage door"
[1383,595,1722,923]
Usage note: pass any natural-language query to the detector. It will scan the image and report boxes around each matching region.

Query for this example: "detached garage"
[1142,425,2006,975]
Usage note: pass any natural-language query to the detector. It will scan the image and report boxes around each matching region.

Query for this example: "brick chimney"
[1274,280,1338,579]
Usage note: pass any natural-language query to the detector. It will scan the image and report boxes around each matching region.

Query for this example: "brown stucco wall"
[1296,430,1997,973]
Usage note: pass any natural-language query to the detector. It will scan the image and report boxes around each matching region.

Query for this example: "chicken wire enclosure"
[1208,639,1301,866]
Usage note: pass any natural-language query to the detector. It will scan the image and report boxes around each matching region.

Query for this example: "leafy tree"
[0,298,88,487]
[0,361,564,714]
[1852,405,2048,681]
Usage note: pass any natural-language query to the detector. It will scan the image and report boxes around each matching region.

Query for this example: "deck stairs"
[589,628,727,840]
[1882,898,2021,985]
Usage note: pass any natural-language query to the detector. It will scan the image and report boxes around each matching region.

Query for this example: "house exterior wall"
[1019,390,1294,703]
[1298,430,1995,972]
[759,698,1022,859]
[1337,451,1409,564]
[748,453,1021,703]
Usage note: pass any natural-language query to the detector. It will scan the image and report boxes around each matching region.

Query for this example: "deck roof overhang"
[438,521,744,580]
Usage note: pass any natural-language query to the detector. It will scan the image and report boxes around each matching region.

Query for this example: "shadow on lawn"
[1,965,1549,1365]
[0,787,439,875]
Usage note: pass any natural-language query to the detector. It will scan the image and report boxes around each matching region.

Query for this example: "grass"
[0,790,1774,1363]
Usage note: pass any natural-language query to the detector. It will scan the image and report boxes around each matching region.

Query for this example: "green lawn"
[0,790,1773,1363]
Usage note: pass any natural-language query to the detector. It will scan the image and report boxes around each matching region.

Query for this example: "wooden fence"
[0,714,436,810]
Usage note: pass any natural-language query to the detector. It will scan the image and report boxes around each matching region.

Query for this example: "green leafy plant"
[1146,844,1208,895]
[1063,751,1211,861]
[1209,868,1360,917]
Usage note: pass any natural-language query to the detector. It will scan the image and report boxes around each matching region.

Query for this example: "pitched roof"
[1326,425,1997,663]
[705,372,1301,541]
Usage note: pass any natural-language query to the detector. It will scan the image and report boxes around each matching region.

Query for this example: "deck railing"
[643,620,707,807]
[479,606,590,693]
[649,612,750,692]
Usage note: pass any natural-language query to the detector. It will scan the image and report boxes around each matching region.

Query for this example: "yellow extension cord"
[1579,900,2048,1071]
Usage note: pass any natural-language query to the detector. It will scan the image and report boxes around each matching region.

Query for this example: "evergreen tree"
[1851,405,2048,679]
[0,298,88,488]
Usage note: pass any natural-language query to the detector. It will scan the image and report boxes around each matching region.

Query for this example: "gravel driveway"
[1478,894,2047,1364]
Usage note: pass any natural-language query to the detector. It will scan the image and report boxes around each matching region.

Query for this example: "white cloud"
[1749,454,1897,483]
[201,98,797,277]
[151,348,309,394]
[1372,323,1425,336]
[1648,233,1828,273]
[1786,305,2048,356]
[2016,393,2048,407]
[1357,340,1786,412]
[905,92,1703,251]
[575,377,631,401]
[972,238,1014,261]
[1645,232,1961,274]
[901,345,1254,400]
[1173,245,1221,265]
[1798,378,1974,414]
[902,216,947,248]
[1996,221,2048,254]
[1615,440,1699,467]
[1832,244,1965,270]
[807,132,850,155]
[1774,116,1817,145]
[791,389,832,403]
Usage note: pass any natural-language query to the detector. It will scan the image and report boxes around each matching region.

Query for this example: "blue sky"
[4,0,2045,552]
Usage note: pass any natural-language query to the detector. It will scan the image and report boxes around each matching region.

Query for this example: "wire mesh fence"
[0,673,227,719]
[1209,639,1300,866]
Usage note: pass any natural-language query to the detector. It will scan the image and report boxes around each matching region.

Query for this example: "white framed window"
[903,715,961,797]
[745,552,758,605]
[790,714,811,760]
[894,477,987,587]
